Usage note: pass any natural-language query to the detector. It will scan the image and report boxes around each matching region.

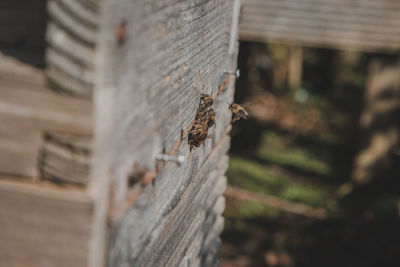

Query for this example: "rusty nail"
[116,20,127,45]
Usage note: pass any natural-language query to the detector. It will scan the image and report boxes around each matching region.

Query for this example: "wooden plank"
[172,190,226,267]
[46,47,94,86]
[0,53,93,180]
[178,204,225,267]
[242,5,400,31]
[107,136,231,267]
[0,52,46,89]
[240,0,400,52]
[40,132,91,185]
[57,0,99,29]
[199,238,222,267]
[46,65,93,97]
[198,217,224,266]
[47,0,97,46]
[162,174,227,267]
[245,0,400,18]
[0,53,92,130]
[46,22,95,69]
[0,115,41,178]
[46,0,98,96]
[94,0,236,208]
[0,83,92,134]
[91,0,240,266]
[0,179,93,267]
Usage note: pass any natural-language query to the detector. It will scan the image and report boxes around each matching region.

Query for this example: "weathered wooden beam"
[46,0,99,96]
[240,0,400,52]
[91,3,240,267]
[0,53,92,180]
[47,0,97,46]
[0,179,93,267]
[40,132,91,185]
[46,22,95,68]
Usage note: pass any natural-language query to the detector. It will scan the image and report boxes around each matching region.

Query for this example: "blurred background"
[220,1,400,266]
[220,41,400,267]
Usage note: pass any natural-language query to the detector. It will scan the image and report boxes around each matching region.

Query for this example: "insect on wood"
[189,94,216,150]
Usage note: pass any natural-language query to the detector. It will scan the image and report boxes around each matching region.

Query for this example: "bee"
[199,94,213,111]
[205,108,216,128]
[188,121,212,150]
[229,103,249,122]
[188,93,217,151]
[189,121,208,140]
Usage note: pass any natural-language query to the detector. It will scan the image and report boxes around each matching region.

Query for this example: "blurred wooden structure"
[239,0,400,186]
[0,0,241,266]
[240,0,400,52]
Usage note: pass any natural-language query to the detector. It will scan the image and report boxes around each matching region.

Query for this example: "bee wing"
[239,107,249,119]
[240,101,253,110]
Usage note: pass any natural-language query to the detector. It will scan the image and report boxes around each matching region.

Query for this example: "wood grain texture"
[240,0,400,52]
[0,179,93,267]
[46,22,95,69]
[0,53,92,180]
[40,132,91,185]
[46,0,99,96]
[47,0,97,46]
[92,0,240,265]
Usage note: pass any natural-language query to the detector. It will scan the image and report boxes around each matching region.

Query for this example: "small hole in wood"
[127,163,147,187]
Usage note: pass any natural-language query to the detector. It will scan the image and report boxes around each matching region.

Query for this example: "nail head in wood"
[156,154,185,165]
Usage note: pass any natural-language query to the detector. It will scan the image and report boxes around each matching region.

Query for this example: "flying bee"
[229,103,249,122]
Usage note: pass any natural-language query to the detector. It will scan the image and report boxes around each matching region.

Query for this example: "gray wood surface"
[240,0,400,52]
[0,179,93,267]
[0,53,92,180]
[40,132,91,185]
[92,0,240,266]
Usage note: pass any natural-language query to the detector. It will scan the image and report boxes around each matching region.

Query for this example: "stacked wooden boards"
[0,1,96,266]
[46,0,99,96]
[239,0,400,52]
[0,50,93,267]
[0,53,93,182]
[0,0,241,266]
